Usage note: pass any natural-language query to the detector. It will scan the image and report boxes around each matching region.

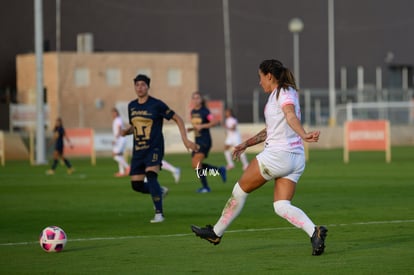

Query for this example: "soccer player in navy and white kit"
[111,107,130,177]
[223,108,249,171]
[189,91,226,193]
[122,74,197,223]
[191,59,328,256]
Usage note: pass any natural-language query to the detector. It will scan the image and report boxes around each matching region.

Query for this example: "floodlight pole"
[35,0,46,164]
[56,0,61,115]
[288,18,304,88]
[328,0,336,126]
[222,0,233,108]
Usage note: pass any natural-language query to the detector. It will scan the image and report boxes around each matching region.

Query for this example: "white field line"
[1,219,413,247]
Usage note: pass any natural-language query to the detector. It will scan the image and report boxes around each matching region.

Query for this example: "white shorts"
[113,137,126,155]
[255,149,305,183]
[225,133,242,147]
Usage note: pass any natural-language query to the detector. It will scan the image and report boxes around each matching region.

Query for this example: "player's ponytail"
[279,68,298,92]
[259,59,298,99]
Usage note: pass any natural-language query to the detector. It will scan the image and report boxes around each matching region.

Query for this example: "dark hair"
[54,117,63,130]
[133,74,151,87]
[259,59,298,98]
[192,91,207,108]
[226,108,235,117]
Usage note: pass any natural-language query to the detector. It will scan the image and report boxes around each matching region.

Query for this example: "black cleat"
[191,224,222,245]
[311,226,328,256]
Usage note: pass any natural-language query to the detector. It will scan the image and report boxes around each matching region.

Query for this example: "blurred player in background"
[188,91,226,193]
[46,117,73,175]
[111,107,130,177]
[161,159,181,183]
[191,59,327,256]
[223,108,249,171]
[122,74,198,223]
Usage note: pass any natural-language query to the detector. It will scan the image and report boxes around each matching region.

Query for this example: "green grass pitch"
[1,147,413,274]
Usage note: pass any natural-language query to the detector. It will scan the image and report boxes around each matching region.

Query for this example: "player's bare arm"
[232,128,267,160]
[121,125,133,136]
[172,114,199,152]
[283,104,320,143]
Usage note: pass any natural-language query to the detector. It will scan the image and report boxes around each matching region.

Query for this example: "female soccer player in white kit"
[191,59,327,256]
[112,108,130,177]
[223,108,249,170]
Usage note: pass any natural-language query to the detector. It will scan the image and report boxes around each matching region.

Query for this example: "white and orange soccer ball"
[39,226,67,252]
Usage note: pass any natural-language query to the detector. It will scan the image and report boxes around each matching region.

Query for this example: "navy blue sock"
[200,174,209,189]
[145,171,163,214]
[51,159,58,170]
[63,158,72,168]
[131,180,150,194]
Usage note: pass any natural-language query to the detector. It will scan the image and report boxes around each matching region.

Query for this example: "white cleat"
[173,168,181,184]
[161,186,169,199]
[150,213,165,223]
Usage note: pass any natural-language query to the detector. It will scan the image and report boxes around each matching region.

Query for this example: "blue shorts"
[55,144,64,155]
[130,147,164,175]
[192,140,212,158]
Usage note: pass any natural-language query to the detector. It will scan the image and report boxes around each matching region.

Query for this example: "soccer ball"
[39,226,67,252]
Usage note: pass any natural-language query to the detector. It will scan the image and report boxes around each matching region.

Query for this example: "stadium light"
[288,18,304,88]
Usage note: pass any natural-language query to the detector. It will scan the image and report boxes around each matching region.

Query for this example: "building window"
[74,68,90,87]
[106,68,121,87]
[167,68,182,87]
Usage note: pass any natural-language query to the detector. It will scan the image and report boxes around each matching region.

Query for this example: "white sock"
[213,183,248,236]
[240,153,249,168]
[114,155,128,172]
[162,160,175,173]
[224,150,234,167]
[273,200,316,237]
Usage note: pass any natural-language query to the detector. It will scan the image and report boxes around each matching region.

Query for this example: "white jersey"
[112,116,126,154]
[263,87,303,154]
[112,116,125,138]
[225,116,242,146]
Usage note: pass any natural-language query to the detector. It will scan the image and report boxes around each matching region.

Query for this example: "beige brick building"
[16,52,198,130]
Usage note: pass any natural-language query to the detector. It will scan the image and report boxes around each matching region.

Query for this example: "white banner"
[10,104,49,128]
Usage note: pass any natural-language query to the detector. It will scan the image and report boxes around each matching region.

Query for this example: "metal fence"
[247,87,414,126]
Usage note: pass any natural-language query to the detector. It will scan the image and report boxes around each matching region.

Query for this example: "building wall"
[16,52,198,130]
[4,1,414,123]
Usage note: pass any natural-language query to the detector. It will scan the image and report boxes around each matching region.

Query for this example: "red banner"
[64,128,96,165]
[344,120,390,163]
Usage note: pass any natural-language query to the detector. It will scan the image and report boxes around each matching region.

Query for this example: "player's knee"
[131,180,145,193]
[145,171,158,181]
[273,200,291,217]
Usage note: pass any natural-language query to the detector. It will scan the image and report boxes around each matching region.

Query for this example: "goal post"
[344,120,391,163]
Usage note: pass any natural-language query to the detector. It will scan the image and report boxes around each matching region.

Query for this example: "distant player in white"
[224,108,248,170]
[112,108,130,177]
[161,160,181,184]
